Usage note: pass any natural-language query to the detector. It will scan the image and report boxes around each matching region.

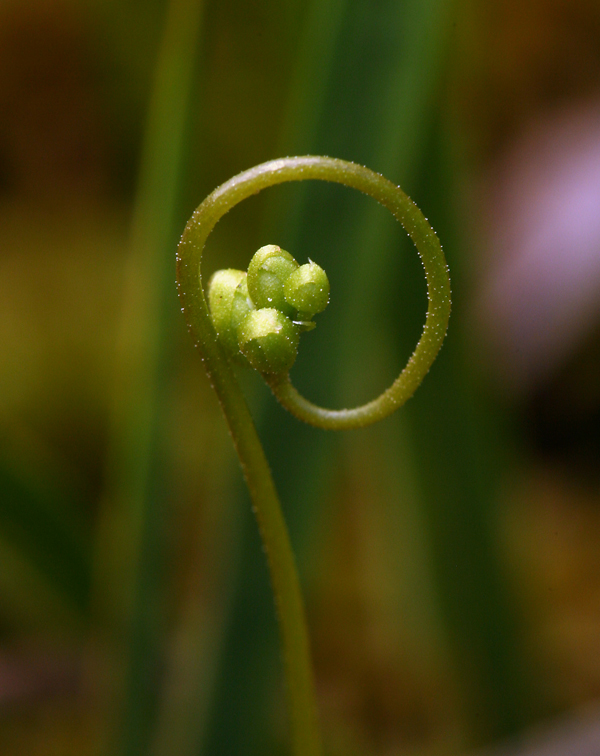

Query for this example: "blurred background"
[1,0,600,754]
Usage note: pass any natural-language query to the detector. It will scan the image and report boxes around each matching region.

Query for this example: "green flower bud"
[247,245,298,316]
[237,308,299,374]
[230,276,254,334]
[207,269,254,358]
[284,261,330,319]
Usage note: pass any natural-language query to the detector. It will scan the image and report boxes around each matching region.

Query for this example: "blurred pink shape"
[478,102,600,391]
[475,704,600,756]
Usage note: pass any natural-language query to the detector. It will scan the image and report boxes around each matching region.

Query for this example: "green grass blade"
[90,1,205,754]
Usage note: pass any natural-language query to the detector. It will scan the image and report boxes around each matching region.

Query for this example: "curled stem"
[176,155,450,755]
[179,157,450,429]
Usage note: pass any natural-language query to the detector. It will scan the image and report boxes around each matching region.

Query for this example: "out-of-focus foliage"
[1,1,600,755]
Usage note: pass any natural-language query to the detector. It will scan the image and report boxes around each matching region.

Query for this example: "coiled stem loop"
[176,156,450,756]
[177,156,450,430]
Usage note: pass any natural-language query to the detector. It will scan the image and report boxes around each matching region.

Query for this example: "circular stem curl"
[178,156,450,431]
[177,157,449,756]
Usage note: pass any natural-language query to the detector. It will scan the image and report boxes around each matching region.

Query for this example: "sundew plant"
[176,155,451,755]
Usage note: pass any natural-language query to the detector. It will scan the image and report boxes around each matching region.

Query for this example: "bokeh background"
[2,0,600,754]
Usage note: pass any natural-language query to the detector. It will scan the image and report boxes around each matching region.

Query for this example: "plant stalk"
[177,155,450,756]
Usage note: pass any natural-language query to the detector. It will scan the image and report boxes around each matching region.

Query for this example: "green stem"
[176,155,450,755]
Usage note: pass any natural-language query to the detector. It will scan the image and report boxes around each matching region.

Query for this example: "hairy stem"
[176,155,450,755]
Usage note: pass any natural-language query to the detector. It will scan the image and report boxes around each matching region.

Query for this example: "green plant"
[176,155,451,756]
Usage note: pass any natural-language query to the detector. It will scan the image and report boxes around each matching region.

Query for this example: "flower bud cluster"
[207,245,330,374]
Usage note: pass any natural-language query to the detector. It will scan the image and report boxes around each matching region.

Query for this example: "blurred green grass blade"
[203,498,284,756]
[400,122,541,741]
[91,0,204,754]
[264,0,348,243]
[278,0,347,155]
[406,347,537,741]
[317,0,462,745]
[329,0,453,406]
[332,0,454,688]
[321,0,539,741]
[149,460,243,756]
